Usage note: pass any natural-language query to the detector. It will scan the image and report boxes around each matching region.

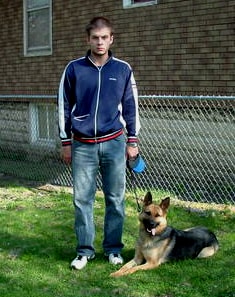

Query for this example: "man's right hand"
[61,145,72,164]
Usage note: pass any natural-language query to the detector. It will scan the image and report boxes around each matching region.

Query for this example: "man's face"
[87,27,113,56]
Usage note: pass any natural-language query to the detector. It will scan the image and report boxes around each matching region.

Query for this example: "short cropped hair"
[85,17,114,36]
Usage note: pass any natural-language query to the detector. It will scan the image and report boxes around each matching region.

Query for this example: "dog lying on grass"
[111,191,219,276]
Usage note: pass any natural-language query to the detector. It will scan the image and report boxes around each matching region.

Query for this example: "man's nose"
[97,37,103,44]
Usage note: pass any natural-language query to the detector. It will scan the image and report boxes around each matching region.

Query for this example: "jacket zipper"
[88,55,111,142]
[94,66,102,142]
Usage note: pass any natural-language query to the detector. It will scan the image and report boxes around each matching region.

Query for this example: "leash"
[129,168,142,213]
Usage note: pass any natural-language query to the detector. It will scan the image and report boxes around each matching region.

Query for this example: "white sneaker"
[71,254,95,270]
[108,253,123,265]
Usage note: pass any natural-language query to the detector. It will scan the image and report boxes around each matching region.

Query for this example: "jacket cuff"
[127,136,139,143]
[61,139,72,146]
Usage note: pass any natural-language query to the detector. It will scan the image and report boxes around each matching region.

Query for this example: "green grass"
[0,179,235,297]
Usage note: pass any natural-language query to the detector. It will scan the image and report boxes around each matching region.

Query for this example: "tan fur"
[197,245,219,258]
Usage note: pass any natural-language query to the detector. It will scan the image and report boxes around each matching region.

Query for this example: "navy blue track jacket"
[58,50,140,146]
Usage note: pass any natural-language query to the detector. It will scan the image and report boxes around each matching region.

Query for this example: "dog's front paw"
[110,270,122,277]
[110,260,138,277]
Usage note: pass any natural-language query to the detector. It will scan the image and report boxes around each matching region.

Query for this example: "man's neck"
[90,53,109,66]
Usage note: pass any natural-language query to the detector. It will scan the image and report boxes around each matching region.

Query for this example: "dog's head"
[139,191,170,236]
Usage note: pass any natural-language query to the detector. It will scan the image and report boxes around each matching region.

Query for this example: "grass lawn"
[0,176,234,297]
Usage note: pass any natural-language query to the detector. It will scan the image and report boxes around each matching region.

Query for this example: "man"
[58,16,140,270]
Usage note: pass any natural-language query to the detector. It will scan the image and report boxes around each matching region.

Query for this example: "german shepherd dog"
[111,191,219,277]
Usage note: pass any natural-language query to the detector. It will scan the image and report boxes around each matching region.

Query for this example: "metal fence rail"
[0,94,234,204]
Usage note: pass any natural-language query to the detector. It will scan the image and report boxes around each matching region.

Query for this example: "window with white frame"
[23,0,52,56]
[30,103,56,147]
[123,0,158,8]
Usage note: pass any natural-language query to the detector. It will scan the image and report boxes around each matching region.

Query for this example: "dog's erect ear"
[143,191,152,206]
[160,197,170,211]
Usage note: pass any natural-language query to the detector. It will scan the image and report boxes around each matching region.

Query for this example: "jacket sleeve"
[58,63,75,146]
[122,69,140,143]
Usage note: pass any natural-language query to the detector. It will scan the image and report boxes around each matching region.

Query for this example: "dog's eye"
[144,211,151,216]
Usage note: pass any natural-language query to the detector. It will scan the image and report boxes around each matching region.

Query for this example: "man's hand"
[61,145,72,164]
[126,145,139,160]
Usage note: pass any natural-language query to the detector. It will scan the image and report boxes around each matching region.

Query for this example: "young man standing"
[58,16,140,270]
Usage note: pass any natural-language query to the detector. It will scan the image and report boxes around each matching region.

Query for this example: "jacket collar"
[86,50,113,66]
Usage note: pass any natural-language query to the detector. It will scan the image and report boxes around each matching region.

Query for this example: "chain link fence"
[0,94,234,204]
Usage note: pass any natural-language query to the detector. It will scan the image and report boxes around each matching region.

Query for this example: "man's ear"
[110,34,114,45]
[86,36,91,45]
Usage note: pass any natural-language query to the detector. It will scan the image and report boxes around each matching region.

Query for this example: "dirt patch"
[0,173,234,213]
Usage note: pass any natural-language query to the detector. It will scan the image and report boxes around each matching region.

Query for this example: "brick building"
[0,0,234,95]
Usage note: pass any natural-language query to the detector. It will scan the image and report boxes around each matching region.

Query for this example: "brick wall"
[0,0,234,95]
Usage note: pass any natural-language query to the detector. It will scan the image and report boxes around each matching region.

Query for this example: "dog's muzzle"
[143,219,159,236]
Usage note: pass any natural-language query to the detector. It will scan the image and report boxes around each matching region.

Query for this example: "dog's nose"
[149,221,157,228]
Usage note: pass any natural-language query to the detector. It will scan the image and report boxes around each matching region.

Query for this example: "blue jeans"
[72,134,126,257]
